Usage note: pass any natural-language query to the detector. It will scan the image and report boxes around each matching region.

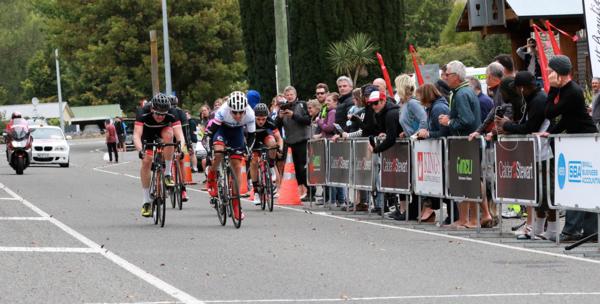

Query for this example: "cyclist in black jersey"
[134,93,186,217]
[168,95,190,202]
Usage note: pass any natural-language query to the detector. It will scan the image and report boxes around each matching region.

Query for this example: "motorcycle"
[3,118,32,175]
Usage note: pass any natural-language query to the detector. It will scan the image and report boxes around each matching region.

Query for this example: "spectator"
[315,83,329,119]
[105,119,118,163]
[275,86,313,201]
[186,110,199,172]
[541,55,598,242]
[306,99,321,138]
[591,77,600,129]
[247,90,261,109]
[517,38,542,82]
[395,74,427,137]
[471,62,511,138]
[373,78,396,103]
[494,54,516,77]
[467,77,493,124]
[346,88,365,133]
[415,84,457,224]
[495,71,555,239]
[114,116,126,152]
[317,93,339,139]
[435,79,451,99]
[438,60,485,228]
[334,76,355,130]
[199,104,211,129]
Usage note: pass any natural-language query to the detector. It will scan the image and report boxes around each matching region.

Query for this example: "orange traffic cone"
[183,152,196,185]
[277,147,301,206]
[239,158,249,197]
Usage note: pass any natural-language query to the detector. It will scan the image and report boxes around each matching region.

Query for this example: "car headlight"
[54,146,66,151]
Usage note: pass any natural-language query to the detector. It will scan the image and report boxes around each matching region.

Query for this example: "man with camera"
[275,86,313,201]
[517,38,542,82]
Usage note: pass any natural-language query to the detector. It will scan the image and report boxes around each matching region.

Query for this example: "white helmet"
[228,91,248,112]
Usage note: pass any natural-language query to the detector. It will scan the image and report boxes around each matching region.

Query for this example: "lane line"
[0,246,99,253]
[85,301,181,304]
[202,292,600,303]
[0,216,49,221]
[0,182,205,304]
[0,197,19,200]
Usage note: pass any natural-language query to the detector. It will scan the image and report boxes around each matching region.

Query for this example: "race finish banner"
[552,134,600,212]
[412,139,444,197]
[307,139,327,186]
[352,139,373,191]
[494,136,537,205]
[380,140,411,194]
[446,137,484,201]
[328,140,352,187]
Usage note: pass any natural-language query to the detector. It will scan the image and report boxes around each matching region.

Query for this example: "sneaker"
[164,175,175,187]
[502,209,520,219]
[386,210,406,221]
[141,203,152,217]
[253,195,261,206]
[181,190,188,202]
[356,202,369,212]
[210,198,217,208]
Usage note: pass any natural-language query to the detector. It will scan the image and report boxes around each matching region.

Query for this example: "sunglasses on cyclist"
[231,110,245,115]
[153,111,168,117]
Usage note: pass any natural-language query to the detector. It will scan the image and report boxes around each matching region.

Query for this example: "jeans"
[329,187,346,204]
[106,142,118,162]
[562,210,599,236]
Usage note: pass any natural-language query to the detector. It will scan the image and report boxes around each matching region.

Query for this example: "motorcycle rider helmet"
[228,91,248,112]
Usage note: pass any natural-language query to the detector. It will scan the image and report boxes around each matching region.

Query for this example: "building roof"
[70,104,123,122]
[0,103,73,120]
[506,0,582,19]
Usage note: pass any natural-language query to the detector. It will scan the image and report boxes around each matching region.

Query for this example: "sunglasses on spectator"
[231,110,245,115]
[153,111,167,117]
[315,91,327,95]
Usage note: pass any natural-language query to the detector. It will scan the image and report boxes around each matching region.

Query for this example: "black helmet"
[151,93,171,113]
[168,95,178,107]
[253,103,269,117]
[11,111,22,119]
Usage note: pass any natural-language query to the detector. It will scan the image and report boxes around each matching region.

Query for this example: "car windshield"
[31,128,64,140]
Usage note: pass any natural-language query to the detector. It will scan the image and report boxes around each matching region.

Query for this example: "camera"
[279,100,293,111]
[495,106,506,118]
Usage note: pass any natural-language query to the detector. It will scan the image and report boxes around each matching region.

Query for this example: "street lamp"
[54,49,65,132]
[161,0,172,95]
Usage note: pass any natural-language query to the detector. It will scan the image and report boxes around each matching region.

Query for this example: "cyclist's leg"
[207,127,225,197]
[160,127,175,185]
[229,127,246,218]
[140,147,154,216]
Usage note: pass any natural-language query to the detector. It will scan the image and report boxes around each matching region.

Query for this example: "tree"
[326,33,378,86]
[34,0,247,113]
[405,0,454,48]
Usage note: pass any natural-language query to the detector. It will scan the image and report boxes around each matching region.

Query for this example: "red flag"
[533,24,550,93]
[544,20,561,55]
[409,45,424,86]
[376,52,395,98]
[545,20,579,42]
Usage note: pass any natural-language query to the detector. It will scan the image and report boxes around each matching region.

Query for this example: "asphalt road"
[1,139,600,304]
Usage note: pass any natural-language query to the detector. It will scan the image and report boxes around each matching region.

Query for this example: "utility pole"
[150,30,160,96]
[161,0,172,95]
[54,49,65,132]
[274,0,291,92]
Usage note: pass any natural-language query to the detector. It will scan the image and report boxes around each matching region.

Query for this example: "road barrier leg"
[439,198,444,226]
[450,200,455,226]
[476,202,481,234]
[417,196,422,224]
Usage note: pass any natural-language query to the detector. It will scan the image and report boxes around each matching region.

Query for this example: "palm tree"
[326,33,378,85]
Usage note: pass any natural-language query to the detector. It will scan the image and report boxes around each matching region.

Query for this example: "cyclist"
[168,95,190,202]
[206,91,256,219]
[134,93,186,217]
[249,103,282,205]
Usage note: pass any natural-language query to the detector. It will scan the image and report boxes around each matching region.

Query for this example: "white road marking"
[0,197,19,200]
[202,292,600,303]
[0,216,49,221]
[0,182,205,304]
[0,246,99,253]
[85,301,181,304]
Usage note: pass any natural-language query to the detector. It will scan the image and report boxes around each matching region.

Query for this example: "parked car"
[29,126,70,167]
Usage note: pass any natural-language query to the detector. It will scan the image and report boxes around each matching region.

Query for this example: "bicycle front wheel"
[216,171,227,226]
[265,164,274,212]
[227,167,242,229]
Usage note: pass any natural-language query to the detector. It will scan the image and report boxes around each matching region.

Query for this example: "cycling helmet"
[11,111,22,119]
[253,103,269,117]
[228,91,248,112]
[151,93,171,112]
[168,95,178,107]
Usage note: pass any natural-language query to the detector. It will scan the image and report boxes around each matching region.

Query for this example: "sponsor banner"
[554,136,600,210]
[328,140,352,185]
[307,140,327,186]
[352,140,373,190]
[412,139,444,196]
[584,0,600,78]
[380,141,411,193]
[494,139,536,203]
[447,137,482,200]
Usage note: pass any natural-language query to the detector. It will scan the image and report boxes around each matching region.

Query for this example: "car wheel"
[60,160,69,168]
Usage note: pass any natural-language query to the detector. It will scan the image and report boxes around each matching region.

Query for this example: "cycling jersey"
[172,106,191,146]
[135,103,181,144]
[213,104,256,132]
[255,117,279,144]
[210,104,255,155]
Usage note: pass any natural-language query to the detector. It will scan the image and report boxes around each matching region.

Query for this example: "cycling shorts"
[211,124,246,156]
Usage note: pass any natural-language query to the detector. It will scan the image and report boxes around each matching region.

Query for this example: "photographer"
[517,38,542,81]
[495,71,556,240]
[275,86,313,201]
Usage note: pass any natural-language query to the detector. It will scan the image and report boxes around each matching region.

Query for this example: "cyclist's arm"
[273,129,283,150]
[172,124,185,148]
[133,122,144,151]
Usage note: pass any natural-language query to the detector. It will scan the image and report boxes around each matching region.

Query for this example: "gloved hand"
[138,150,145,160]
[181,144,188,154]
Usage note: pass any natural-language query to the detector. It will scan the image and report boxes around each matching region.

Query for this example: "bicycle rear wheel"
[150,169,159,225]
[159,175,167,227]
[227,167,242,229]
[265,164,274,212]
[259,162,266,210]
[174,161,183,210]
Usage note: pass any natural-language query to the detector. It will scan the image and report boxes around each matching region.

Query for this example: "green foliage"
[0,86,8,105]
[326,33,378,85]
[0,0,46,103]
[476,34,512,64]
[30,0,246,113]
[20,49,57,103]
[405,0,454,48]
[241,0,406,99]
[440,1,478,46]
[406,43,484,71]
